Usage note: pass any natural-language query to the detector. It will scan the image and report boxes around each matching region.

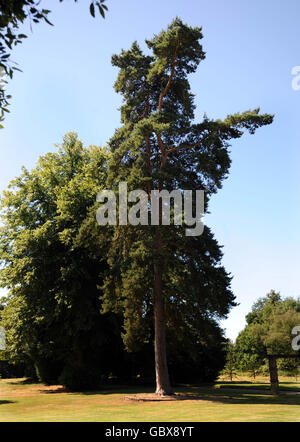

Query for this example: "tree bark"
[153,262,172,396]
[268,356,279,395]
[151,56,177,396]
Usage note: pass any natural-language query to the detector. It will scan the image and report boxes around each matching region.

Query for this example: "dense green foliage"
[0,133,124,389]
[278,358,300,380]
[220,340,238,381]
[236,291,300,358]
[0,132,228,389]
[235,291,300,393]
[0,0,108,127]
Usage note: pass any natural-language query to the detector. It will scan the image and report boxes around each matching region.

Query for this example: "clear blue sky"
[0,0,299,340]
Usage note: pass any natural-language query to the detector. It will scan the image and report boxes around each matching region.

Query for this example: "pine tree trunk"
[153,263,172,396]
[268,356,279,395]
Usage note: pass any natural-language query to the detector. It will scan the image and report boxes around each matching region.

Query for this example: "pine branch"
[166,141,202,157]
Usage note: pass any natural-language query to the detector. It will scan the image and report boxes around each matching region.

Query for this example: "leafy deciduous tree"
[0,133,124,389]
[236,291,300,395]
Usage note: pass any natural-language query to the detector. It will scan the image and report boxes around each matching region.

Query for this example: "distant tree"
[104,17,273,395]
[236,291,300,395]
[278,357,300,381]
[235,328,264,379]
[220,340,238,381]
[0,0,108,127]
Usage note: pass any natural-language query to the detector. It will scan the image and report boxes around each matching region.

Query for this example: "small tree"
[278,358,300,381]
[238,354,263,380]
[235,329,264,379]
[221,340,238,381]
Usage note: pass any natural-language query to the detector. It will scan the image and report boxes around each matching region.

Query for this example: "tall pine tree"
[102,18,274,395]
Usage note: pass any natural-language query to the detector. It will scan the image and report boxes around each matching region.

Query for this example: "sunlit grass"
[0,377,299,422]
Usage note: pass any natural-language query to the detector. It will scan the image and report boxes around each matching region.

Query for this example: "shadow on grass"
[37,383,205,397]
[218,384,300,393]
[218,381,266,385]
[7,378,38,386]
[40,385,154,395]
[36,383,300,407]
[121,387,300,406]
[198,392,300,406]
[0,400,16,405]
[4,379,300,407]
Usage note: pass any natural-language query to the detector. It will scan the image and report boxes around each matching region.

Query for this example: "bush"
[34,358,64,385]
[58,364,102,391]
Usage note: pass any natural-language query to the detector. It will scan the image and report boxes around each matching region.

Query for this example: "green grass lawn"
[0,377,300,422]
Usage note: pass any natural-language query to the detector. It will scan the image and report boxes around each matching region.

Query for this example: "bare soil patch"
[124,393,202,402]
